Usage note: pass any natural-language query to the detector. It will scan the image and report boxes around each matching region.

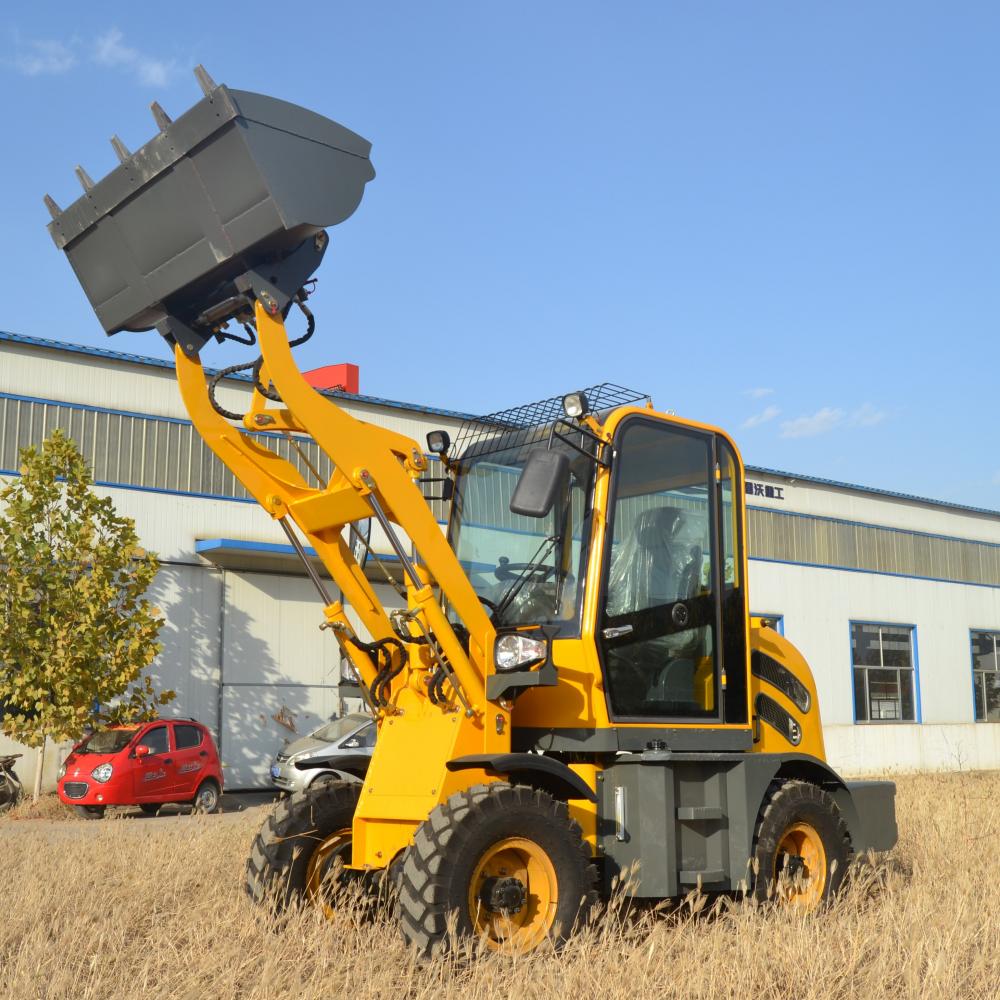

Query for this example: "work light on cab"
[494,633,547,672]
[426,430,450,455]
[561,391,590,419]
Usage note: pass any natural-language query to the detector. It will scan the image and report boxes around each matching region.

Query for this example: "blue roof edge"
[2,330,997,521]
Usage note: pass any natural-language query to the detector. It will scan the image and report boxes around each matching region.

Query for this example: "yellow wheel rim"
[468,836,558,952]
[305,827,353,919]
[774,821,827,908]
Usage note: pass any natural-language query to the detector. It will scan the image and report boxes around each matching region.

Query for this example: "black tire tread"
[751,779,852,903]
[245,780,361,910]
[397,783,598,958]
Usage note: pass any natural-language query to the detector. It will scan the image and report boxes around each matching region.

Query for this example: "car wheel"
[191,780,220,815]
[308,773,340,789]
[75,805,106,820]
[139,803,161,816]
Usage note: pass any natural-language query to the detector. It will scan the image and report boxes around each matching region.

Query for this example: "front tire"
[246,781,365,914]
[75,805,106,820]
[398,784,597,957]
[751,780,851,908]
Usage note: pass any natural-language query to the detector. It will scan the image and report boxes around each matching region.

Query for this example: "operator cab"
[439,386,750,730]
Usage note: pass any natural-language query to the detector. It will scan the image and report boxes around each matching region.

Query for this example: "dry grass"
[2,772,999,1000]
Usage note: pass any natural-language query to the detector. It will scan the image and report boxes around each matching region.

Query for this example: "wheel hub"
[479,875,528,915]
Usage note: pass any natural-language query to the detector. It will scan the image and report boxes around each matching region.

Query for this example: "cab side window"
[140,726,170,755]
[359,724,377,749]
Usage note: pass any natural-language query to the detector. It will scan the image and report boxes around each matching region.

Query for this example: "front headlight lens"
[57,761,67,780]
[494,634,547,672]
[91,763,113,783]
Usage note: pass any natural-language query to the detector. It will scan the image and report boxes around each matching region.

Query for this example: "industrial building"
[1,329,998,789]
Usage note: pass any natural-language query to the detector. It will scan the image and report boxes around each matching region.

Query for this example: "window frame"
[137,723,172,755]
[849,620,921,725]
[173,723,204,750]
[969,628,1000,723]
[752,612,785,637]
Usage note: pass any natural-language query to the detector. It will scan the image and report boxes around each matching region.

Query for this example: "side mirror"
[135,744,150,758]
[510,450,570,518]
[342,737,361,749]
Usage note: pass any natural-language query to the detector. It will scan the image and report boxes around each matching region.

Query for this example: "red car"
[57,719,223,818]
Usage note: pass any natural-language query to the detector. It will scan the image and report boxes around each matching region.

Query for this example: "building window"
[753,613,784,636]
[971,631,1000,722]
[851,622,917,723]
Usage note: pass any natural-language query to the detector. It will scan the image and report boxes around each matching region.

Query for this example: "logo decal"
[178,762,203,775]
[142,769,167,783]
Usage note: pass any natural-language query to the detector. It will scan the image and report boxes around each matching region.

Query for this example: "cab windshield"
[76,728,140,754]
[449,438,594,632]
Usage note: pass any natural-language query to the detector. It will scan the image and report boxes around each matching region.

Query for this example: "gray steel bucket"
[47,77,374,339]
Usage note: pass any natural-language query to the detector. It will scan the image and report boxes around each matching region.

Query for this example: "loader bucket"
[46,69,374,349]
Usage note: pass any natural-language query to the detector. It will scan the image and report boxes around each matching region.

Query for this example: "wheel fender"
[300,754,371,783]
[446,753,597,803]
[769,755,897,855]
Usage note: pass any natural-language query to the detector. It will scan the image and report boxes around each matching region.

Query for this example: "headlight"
[57,761,67,780]
[91,763,114,783]
[494,634,547,672]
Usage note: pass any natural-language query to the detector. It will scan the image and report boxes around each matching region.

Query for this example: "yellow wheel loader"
[47,68,896,956]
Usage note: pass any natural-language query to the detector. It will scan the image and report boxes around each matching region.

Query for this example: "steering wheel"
[493,556,557,583]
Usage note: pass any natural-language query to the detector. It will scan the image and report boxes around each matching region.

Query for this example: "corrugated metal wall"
[3,390,1000,590]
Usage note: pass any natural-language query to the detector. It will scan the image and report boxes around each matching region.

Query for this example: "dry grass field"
[2,772,999,1000]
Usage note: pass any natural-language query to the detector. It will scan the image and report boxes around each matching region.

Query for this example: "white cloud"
[6,28,177,86]
[10,37,77,76]
[780,407,845,439]
[849,402,887,428]
[93,28,176,86]
[745,387,774,399]
[743,405,780,429]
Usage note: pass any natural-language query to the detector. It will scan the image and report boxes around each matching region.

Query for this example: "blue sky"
[2,4,998,508]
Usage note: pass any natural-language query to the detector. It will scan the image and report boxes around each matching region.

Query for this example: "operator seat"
[605,505,703,715]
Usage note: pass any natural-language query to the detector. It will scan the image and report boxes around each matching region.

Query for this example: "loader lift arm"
[176,299,497,728]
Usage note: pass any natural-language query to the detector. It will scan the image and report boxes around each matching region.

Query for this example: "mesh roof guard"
[451,384,649,460]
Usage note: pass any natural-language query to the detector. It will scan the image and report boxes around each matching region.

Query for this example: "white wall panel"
[146,564,223,737]
[749,559,1000,771]
[220,683,340,789]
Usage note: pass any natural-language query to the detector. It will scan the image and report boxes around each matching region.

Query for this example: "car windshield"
[310,715,369,743]
[76,728,139,755]
[449,436,594,631]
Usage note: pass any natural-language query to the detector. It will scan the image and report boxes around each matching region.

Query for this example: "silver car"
[269,713,376,793]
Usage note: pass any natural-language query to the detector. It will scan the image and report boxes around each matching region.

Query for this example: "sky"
[1,3,998,508]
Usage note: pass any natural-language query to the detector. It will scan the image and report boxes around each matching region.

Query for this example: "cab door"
[596,417,748,728]
[132,724,176,800]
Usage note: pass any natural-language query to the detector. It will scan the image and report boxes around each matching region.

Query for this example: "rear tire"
[75,805,106,820]
[246,781,368,914]
[397,783,597,957]
[191,780,220,815]
[751,780,851,907]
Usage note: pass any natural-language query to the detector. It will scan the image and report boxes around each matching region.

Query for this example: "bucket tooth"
[193,65,217,97]
[150,101,172,130]
[110,135,131,164]
[74,165,95,192]
[43,194,62,220]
